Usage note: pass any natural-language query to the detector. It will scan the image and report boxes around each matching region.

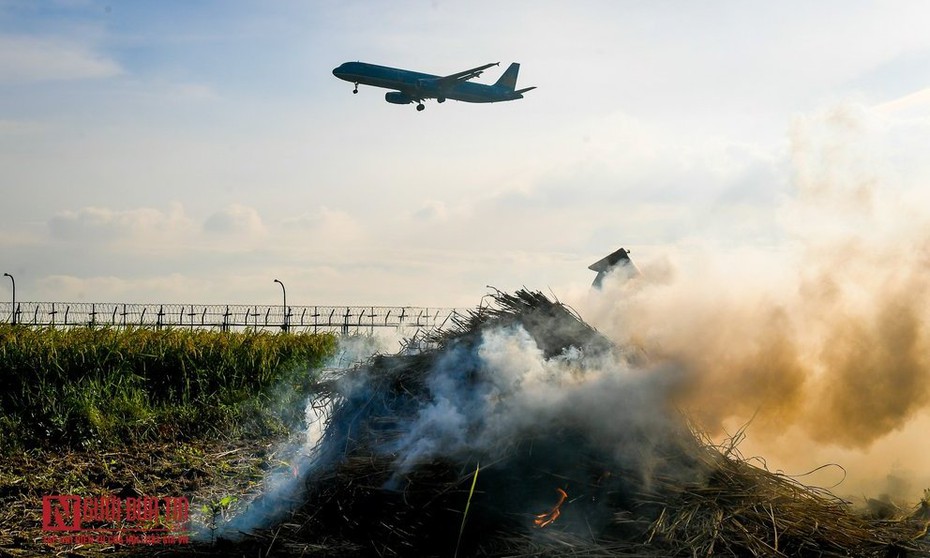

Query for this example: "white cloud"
[0,34,120,84]
[35,273,212,303]
[411,200,448,223]
[281,206,366,246]
[203,204,266,236]
[48,204,192,243]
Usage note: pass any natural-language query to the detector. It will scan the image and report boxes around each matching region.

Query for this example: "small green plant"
[201,494,239,543]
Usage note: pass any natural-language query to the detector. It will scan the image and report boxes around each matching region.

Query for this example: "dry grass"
[0,438,276,557]
[203,289,929,557]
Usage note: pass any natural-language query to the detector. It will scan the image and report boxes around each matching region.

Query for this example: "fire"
[533,488,568,528]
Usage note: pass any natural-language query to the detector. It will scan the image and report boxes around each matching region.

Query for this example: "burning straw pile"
[232,290,929,557]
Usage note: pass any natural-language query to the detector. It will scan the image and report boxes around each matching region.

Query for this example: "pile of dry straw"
[235,290,929,557]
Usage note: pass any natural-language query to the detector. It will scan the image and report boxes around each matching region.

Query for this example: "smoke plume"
[385,324,690,484]
[577,103,930,495]
[206,334,392,540]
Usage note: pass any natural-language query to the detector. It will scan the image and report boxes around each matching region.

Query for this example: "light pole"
[3,273,13,325]
[273,279,287,332]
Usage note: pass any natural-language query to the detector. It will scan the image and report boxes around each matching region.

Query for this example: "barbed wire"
[0,301,467,334]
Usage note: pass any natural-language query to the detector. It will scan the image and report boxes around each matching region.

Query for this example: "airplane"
[332,61,535,111]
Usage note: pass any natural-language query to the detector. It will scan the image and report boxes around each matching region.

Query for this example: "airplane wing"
[435,62,499,87]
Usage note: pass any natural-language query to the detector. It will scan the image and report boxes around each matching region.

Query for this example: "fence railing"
[0,301,468,335]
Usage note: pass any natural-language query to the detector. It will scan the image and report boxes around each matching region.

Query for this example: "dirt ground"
[0,437,299,557]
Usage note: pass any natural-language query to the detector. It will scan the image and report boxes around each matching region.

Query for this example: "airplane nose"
[332,65,346,79]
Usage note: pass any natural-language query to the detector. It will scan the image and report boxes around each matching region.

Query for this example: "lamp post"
[3,273,13,325]
[273,279,287,332]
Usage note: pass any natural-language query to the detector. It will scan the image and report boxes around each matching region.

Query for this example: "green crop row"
[0,325,337,452]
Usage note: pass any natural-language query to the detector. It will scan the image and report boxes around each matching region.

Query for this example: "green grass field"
[0,325,337,452]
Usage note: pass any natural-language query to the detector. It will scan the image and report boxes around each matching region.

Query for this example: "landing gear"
[416,103,425,111]
[353,83,358,94]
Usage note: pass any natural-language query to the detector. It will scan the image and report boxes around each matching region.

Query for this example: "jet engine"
[385,92,413,105]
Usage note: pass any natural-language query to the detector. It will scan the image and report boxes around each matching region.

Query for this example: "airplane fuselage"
[332,62,530,106]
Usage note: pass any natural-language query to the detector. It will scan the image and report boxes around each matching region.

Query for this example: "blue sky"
[2,0,930,306]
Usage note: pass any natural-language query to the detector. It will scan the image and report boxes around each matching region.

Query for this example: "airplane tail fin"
[494,62,521,90]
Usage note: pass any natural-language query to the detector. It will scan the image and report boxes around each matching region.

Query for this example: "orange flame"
[533,488,568,528]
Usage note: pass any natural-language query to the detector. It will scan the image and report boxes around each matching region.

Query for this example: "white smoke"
[205,334,390,540]
[385,324,694,490]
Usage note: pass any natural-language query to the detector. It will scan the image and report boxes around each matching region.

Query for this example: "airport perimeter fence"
[0,301,469,336]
